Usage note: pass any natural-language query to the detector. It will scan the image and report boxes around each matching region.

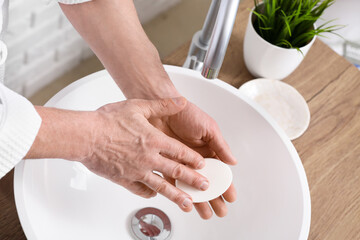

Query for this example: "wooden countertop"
[1,0,359,239]
[165,0,360,239]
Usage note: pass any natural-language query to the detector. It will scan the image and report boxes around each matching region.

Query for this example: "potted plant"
[243,0,342,80]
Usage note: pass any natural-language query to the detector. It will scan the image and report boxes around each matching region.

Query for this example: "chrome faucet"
[183,0,240,79]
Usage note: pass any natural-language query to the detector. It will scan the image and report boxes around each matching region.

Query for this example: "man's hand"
[150,101,237,219]
[83,97,211,211]
[27,98,210,212]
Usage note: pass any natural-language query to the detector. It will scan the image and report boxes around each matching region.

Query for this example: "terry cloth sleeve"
[0,84,42,179]
[56,0,92,4]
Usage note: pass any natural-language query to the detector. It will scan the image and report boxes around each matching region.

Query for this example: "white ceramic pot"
[243,6,316,80]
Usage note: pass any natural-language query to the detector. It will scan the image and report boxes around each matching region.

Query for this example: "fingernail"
[197,160,205,169]
[172,97,185,106]
[182,198,192,208]
[200,181,209,191]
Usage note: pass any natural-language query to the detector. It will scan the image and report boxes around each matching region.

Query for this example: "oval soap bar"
[176,158,233,203]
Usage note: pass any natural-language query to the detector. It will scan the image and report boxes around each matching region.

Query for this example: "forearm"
[59,0,180,99]
[25,106,95,161]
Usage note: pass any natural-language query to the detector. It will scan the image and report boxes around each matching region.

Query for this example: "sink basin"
[14,65,311,240]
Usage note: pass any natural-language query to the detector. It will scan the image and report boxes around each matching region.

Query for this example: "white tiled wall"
[316,0,360,68]
[4,0,180,97]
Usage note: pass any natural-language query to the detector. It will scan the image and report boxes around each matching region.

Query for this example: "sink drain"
[130,207,172,240]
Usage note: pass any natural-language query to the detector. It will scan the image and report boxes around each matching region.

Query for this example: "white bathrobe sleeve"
[0,0,92,179]
[0,84,41,179]
[57,0,91,4]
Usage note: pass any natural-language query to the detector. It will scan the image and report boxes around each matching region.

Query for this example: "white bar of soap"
[176,158,233,203]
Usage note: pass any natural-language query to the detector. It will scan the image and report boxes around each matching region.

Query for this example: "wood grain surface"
[1,0,359,239]
[0,170,26,239]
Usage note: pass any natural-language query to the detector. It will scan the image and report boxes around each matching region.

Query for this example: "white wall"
[316,0,360,67]
[4,0,180,97]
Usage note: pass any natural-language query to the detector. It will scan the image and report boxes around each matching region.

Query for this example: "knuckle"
[136,134,155,152]
[138,172,150,182]
[174,192,185,205]
[209,122,219,134]
[176,147,187,160]
[191,174,202,186]
[155,180,168,193]
[158,99,169,109]
[171,164,184,179]
[191,155,202,167]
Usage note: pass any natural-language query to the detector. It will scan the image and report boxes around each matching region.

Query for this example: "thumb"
[142,97,187,118]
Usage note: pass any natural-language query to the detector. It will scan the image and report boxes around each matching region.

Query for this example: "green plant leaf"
[251,0,344,49]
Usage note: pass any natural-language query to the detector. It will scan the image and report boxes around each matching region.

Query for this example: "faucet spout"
[183,0,240,79]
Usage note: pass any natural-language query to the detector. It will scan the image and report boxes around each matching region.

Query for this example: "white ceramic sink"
[14,65,311,240]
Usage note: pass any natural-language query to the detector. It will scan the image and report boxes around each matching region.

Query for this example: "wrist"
[121,76,181,100]
[25,107,95,161]
[111,50,182,100]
